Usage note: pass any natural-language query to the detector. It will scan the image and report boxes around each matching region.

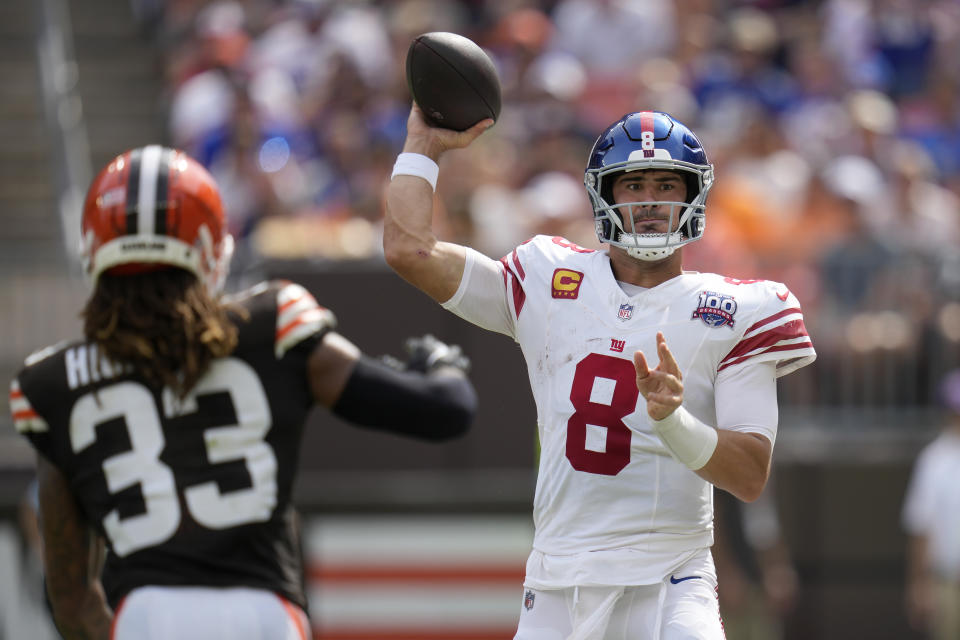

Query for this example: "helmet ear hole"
[683,172,699,204]
[600,177,615,209]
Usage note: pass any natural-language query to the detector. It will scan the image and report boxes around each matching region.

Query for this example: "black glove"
[381,334,471,374]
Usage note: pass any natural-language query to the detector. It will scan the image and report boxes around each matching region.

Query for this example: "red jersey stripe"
[499,257,526,319]
[276,310,326,342]
[511,248,525,280]
[278,596,309,640]
[278,293,309,314]
[717,340,814,372]
[743,307,802,336]
[510,273,525,318]
[110,596,128,640]
[721,317,809,365]
[13,409,40,421]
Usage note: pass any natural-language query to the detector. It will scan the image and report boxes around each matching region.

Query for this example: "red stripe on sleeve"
[278,293,307,314]
[721,317,809,366]
[512,277,525,318]
[276,310,323,342]
[499,257,526,319]
[13,409,40,421]
[511,249,526,280]
[743,307,801,335]
[717,340,814,372]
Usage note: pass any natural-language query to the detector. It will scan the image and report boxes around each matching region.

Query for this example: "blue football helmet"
[585,111,714,261]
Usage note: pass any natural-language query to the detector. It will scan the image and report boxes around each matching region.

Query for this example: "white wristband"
[650,406,718,471]
[391,152,440,191]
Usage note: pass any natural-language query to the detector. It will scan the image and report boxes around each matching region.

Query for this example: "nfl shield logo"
[618,303,634,321]
[523,589,536,611]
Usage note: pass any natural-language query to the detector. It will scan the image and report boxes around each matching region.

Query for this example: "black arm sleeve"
[331,355,477,440]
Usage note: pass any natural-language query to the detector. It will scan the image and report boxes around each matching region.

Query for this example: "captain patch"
[551,269,584,299]
[692,291,737,328]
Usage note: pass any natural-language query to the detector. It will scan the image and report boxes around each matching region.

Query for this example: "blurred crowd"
[130,0,959,413]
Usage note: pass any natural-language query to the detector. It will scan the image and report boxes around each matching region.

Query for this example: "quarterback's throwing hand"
[405,104,494,158]
[633,332,684,420]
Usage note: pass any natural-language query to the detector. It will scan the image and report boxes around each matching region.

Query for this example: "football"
[405,31,502,131]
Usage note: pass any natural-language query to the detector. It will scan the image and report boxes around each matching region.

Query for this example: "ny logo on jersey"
[692,291,738,328]
[610,339,626,353]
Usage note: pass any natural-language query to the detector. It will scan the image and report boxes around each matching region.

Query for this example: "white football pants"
[111,586,309,640]
[514,548,725,640]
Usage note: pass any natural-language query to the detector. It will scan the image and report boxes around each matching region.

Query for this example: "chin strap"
[619,231,681,261]
[625,244,677,261]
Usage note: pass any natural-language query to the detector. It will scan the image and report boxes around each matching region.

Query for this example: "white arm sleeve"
[715,360,779,445]
[441,247,515,337]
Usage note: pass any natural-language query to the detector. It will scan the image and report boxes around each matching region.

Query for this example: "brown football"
[405,32,501,131]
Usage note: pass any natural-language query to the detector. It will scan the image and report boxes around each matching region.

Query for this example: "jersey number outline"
[565,353,639,476]
[69,358,277,557]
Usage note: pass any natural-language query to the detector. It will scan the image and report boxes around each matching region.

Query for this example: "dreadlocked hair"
[83,268,244,397]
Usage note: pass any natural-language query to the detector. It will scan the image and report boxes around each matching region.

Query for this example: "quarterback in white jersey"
[384,108,815,639]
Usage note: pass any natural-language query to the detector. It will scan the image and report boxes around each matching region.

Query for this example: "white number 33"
[69,358,277,557]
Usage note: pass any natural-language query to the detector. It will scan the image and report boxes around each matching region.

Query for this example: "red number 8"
[565,353,638,476]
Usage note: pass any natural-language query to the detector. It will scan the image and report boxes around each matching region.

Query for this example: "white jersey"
[443,235,816,587]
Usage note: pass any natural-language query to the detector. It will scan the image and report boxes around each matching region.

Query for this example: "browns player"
[9,146,477,640]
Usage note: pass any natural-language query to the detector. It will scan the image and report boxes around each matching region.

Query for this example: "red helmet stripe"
[639,111,655,137]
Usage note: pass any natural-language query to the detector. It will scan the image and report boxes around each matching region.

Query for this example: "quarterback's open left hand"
[634,332,684,420]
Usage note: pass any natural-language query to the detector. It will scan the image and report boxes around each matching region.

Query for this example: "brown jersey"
[9,280,334,610]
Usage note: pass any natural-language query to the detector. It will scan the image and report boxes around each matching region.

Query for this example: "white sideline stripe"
[309,585,519,627]
[306,515,533,563]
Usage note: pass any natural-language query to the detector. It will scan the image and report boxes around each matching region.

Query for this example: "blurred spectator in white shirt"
[902,369,960,640]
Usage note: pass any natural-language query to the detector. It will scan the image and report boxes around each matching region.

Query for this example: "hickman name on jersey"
[9,281,334,610]
[443,235,816,587]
